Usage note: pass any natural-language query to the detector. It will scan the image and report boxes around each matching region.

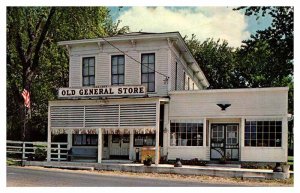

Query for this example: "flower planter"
[143,160,152,166]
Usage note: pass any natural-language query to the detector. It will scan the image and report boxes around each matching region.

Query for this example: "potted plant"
[143,155,153,166]
[281,162,290,173]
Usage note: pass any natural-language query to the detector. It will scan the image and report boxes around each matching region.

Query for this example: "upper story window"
[82,57,95,86]
[141,53,155,92]
[111,55,125,85]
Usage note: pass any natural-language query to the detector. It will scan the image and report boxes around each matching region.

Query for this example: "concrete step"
[206,163,241,168]
[44,165,94,171]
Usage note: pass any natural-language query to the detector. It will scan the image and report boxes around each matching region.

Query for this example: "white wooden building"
[47,32,289,164]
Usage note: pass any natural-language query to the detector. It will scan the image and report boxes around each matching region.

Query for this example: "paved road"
[7,166,246,187]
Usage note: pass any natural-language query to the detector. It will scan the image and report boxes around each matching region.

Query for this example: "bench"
[67,147,98,162]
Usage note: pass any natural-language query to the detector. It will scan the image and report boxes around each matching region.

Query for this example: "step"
[206,163,241,168]
[44,165,94,171]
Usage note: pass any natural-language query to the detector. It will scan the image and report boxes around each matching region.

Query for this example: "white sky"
[116,7,250,47]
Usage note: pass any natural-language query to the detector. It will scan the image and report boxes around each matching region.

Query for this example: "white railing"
[7,140,47,160]
[50,142,68,161]
[7,140,69,161]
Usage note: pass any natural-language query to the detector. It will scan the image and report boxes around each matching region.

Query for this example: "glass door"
[210,124,239,161]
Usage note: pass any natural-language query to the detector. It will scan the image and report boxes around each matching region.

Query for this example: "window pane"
[245,132,250,140]
[142,74,148,83]
[148,82,155,92]
[83,77,89,86]
[276,125,282,133]
[89,66,95,75]
[191,124,197,132]
[83,58,88,67]
[89,58,95,67]
[251,125,256,133]
[112,56,118,65]
[142,64,149,73]
[149,73,155,82]
[119,75,124,84]
[112,65,118,74]
[263,125,269,133]
[148,63,155,73]
[245,125,250,133]
[118,56,124,65]
[148,54,154,63]
[90,76,95,85]
[83,66,89,76]
[270,125,276,132]
[245,140,250,146]
[112,75,118,84]
[142,55,148,64]
[118,64,124,74]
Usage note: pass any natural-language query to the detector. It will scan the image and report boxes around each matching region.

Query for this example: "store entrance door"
[210,124,239,161]
[109,134,130,159]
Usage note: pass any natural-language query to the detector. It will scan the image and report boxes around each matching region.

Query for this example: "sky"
[109,6,273,48]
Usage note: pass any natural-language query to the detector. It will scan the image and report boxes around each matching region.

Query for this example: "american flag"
[22,89,30,109]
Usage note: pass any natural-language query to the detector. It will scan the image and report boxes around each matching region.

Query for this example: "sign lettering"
[58,85,146,98]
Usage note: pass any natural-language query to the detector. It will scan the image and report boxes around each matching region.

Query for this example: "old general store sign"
[58,85,146,98]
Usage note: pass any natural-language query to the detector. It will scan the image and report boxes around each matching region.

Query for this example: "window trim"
[170,122,204,147]
[141,53,155,92]
[111,54,125,85]
[82,56,96,86]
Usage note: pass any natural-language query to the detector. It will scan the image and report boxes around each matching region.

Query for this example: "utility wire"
[99,36,169,81]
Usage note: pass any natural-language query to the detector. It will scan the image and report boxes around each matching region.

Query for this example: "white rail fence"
[6,140,68,161]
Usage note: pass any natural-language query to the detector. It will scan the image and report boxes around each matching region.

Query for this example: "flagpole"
[22,105,26,167]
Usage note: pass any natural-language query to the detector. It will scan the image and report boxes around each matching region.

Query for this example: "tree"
[7,7,129,140]
[234,6,293,113]
[185,35,239,89]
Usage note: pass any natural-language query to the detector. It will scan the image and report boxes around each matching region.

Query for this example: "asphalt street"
[6,166,245,187]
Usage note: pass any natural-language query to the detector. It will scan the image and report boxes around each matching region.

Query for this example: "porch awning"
[51,127,156,135]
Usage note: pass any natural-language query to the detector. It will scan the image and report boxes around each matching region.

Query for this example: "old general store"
[47,32,289,165]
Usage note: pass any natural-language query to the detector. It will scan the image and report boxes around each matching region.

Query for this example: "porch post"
[47,105,51,162]
[155,101,160,165]
[129,130,134,160]
[67,131,72,150]
[98,128,102,163]
[203,117,207,147]
[162,104,169,156]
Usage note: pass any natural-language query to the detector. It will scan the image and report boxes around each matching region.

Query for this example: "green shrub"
[35,148,46,161]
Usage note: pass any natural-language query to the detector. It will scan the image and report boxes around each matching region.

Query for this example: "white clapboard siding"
[50,106,84,127]
[241,147,286,162]
[85,105,119,127]
[120,104,156,127]
[169,88,288,118]
[97,52,110,86]
[69,55,81,87]
[125,51,140,85]
[167,147,208,160]
[155,48,169,96]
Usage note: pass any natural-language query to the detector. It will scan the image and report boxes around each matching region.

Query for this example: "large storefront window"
[170,122,203,146]
[244,120,282,147]
[134,134,155,147]
[73,134,98,146]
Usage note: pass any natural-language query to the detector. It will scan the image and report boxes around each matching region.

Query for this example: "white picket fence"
[6,140,69,161]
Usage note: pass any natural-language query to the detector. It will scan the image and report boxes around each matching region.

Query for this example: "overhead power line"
[99,36,170,82]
